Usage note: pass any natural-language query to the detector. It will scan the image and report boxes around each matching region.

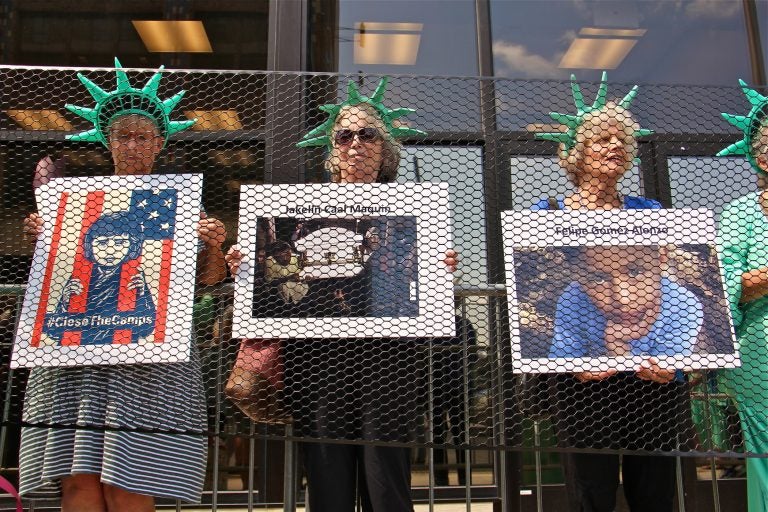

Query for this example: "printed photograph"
[233,183,455,339]
[502,209,739,373]
[514,244,735,361]
[250,216,418,319]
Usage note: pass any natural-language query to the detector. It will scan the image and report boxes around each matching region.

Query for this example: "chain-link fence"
[0,65,765,509]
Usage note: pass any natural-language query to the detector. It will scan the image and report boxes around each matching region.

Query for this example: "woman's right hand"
[225,244,243,276]
[575,369,618,383]
[61,278,84,303]
[23,213,43,243]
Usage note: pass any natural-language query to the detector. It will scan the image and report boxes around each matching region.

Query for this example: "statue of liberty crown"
[297,76,426,149]
[66,57,196,148]
[717,79,768,173]
[535,71,653,157]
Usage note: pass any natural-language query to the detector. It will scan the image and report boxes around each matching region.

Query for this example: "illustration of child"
[549,245,703,359]
[43,210,156,345]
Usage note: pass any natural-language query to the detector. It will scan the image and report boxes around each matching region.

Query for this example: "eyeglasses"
[333,127,380,146]
[110,131,160,146]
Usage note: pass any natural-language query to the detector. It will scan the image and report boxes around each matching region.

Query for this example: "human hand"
[126,272,146,296]
[198,213,226,248]
[636,357,676,384]
[574,369,618,383]
[225,244,243,276]
[23,213,44,243]
[444,249,458,273]
[62,278,84,303]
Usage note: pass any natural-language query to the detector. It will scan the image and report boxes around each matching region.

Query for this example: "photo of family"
[502,209,739,373]
[232,183,455,339]
[250,215,418,319]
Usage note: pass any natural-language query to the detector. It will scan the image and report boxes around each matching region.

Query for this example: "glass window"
[756,0,768,79]
[399,146,487,288]
[509,156,643,210]
[491,1,756,134]
[490,0,751,85]
[309,0,478,76]
[669,156,756,214]
[308,0,481,133]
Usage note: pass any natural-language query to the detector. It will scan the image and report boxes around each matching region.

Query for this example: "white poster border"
[11,173,201,368]
[501,208,740,374]
[233,183,455,339]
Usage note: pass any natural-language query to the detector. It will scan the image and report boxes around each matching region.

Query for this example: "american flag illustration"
[32,187,177,347]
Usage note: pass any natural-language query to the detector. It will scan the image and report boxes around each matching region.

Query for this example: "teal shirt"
[718,192,768,428]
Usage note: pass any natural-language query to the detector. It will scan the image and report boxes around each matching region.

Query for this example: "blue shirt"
[531,195,662,211]
[549,277,703,358]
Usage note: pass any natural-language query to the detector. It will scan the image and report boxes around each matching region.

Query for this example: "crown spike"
[113,57,132,92]
[66,57,194,148]
[347,81,363,104]
[161,90,187,114]
[570,75,585,112]
[721,113,750,132]
[298,76,426,150]
[535,71,652,152]
[619,85,640,110]
[64,104,98,123]
[593,71,609,111]
[66,128,102,143]
[371,77,389,105]
[167,119,197,135]
[717,79,768,172]
[142,66,165,97]
[77,73,109,103]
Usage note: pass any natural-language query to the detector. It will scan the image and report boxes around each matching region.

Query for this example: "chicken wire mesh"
[0,65,764,491]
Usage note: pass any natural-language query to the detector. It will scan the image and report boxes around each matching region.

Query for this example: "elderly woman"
[20,59,226,511]
[227,78,454,511]
[532,72,684,512]
[717,80,768,512]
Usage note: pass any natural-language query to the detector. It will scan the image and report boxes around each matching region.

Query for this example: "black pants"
[568,452,676,512]
[302,442,413,512]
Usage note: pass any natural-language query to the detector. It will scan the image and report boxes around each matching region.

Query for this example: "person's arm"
[717,199,753,328]
[197,215,227,286]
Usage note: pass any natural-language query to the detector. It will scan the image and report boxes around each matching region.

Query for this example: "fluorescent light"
[184,110,242,131]
[7,110,73,131]
[559,27,645,69]
[354,22,423,66]
[132,20,212,53]
[526,123,567,133]
[63,150,109,167]
[579,27,647,37]
[209,150,257,167]
[559,38,638,69]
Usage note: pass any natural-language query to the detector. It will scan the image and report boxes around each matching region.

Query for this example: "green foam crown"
[65,57,196,148]
[717,79,768,172]
[297,77,426,149]
[535,71,653,156]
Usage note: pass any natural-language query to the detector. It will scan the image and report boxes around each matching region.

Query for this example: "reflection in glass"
[490,0,751,85]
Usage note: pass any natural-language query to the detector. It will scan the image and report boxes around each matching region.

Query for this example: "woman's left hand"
[198,213,226,248]
[444,249,459,273]
[636,357,676,384]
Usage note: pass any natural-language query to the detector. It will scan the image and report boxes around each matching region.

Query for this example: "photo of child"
[550,245,702,359]
[42,210,156,346]
[512,243,736,371]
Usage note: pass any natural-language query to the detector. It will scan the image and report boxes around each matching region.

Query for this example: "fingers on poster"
[233,183,455,339]
[502,209,739,373]
[12,174,202,368]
